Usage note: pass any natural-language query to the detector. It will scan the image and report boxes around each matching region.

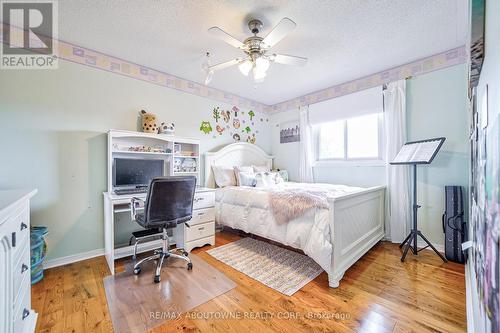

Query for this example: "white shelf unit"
[107,129,201,192]
[104,130,204,274]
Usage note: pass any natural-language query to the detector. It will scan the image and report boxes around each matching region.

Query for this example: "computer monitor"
[113,158,164,189]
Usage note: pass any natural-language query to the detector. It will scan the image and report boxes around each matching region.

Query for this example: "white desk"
[103,187,215,274]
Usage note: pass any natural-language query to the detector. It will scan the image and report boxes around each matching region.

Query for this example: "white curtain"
[383,80,411,242]
[299,106,314,182]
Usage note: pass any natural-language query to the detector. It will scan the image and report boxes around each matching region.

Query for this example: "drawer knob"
[22,308,30,320]
[197,212,204,216]
[198,227,205,231]
[20,222,28,231]
[21,263,29,273]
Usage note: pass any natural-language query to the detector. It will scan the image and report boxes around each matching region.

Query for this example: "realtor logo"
[1,0,58,69]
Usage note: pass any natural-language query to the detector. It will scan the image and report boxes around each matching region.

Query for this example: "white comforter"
[215,182,362,272]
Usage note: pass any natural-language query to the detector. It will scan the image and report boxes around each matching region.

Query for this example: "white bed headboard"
[204,142,274,188]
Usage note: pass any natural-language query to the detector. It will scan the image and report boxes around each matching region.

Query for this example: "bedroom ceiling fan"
[203,17,307,85]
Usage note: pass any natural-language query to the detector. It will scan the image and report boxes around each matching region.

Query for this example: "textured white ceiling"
[58,0,468,105]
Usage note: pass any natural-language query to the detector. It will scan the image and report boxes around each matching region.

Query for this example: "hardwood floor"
[32,231,466,333]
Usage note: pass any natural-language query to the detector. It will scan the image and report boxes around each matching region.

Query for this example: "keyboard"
[114,188,148,195]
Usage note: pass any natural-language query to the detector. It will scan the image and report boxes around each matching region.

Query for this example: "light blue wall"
[270,64,469,247]
[406,64,469,247]
[0,60,271,261]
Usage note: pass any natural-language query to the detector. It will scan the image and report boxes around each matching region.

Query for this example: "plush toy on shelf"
[158,122,175,135]
[139,110,158,133]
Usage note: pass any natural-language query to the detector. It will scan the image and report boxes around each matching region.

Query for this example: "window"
[316,113,383,162]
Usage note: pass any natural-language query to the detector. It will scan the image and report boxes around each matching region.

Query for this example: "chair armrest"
[130,197,145,221]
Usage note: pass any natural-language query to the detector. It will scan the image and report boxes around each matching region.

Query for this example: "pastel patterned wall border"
[267,46,467,113]
[1,23,465,114]
[0,23,268,112]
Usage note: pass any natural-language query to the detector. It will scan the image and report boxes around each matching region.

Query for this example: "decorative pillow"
[255,171,280,188]
[253,164,270,173]
[238,172,257,187]
[233,166,254,186]
[212,165,237,188]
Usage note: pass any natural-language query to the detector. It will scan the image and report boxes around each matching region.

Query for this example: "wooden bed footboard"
[327,186,386,287]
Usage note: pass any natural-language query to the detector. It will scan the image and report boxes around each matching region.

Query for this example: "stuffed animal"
[158,122,175,135]
[139,110,158,133]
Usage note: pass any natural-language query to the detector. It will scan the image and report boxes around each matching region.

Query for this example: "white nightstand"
[175,187,216,252]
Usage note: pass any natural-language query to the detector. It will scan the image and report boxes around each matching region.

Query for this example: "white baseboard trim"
[44,248,105,269]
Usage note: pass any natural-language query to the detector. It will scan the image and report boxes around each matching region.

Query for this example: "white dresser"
[175,187,216,253]
[0,189,38,333]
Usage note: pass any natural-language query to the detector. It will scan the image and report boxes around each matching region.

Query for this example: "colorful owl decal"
[199,121,212,134]
[233,118,240,129]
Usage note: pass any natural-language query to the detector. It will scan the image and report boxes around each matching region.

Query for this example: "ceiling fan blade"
[209,58,241,72]
[208,27,245,49]
[262,18,297,48]
[271,54,307,66]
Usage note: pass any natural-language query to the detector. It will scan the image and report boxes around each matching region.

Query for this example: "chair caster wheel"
[187,263,193,270]
[154,275,161,283]
[183,251,189,256]
[133,267,141,275]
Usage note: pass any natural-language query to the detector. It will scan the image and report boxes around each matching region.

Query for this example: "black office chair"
[130,176,196,283]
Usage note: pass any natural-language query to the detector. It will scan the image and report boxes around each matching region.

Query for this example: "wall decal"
[280,121,300,144]
[199,121,213,134]
[216,124,225,135]
[212,107,221,123]
[233,118,241,129]
[202,105,263,144]
[222,110,231,123]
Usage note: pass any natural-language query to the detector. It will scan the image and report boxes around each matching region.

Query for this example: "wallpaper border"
[1,23,466,114]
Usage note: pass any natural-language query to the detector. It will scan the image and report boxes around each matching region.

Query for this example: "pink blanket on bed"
[269,187,330,224]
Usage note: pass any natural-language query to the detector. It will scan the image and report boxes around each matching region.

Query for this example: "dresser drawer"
[11,206,30,259]
[185,221,215,242]
[13,246,31,303]
[190,207,214,226]
[193,191,215,210]
[13,283,31,333]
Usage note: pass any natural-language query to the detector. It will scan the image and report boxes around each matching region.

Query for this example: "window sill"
[313,160,387,167]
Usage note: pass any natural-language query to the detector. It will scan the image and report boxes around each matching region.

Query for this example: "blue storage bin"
[30,226,48,284]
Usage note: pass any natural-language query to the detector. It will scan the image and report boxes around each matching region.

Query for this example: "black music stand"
[390,137,447,262]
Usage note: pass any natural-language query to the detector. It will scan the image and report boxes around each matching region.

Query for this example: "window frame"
[313,113,385,167]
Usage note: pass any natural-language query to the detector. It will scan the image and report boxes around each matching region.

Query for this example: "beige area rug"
[206,237,323,296]
[104,253,236,333]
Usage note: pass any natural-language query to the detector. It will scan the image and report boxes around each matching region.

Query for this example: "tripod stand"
[399,164,447,262]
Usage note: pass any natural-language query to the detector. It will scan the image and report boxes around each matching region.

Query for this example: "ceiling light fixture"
[204,17,307,84]
[238,59,253,76]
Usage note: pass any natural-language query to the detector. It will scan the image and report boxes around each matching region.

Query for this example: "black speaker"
[442,186,466,263]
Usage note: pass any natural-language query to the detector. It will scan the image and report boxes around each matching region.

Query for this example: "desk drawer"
[193,191,215,210]
[185,221,215,242]
[190,208,214,226]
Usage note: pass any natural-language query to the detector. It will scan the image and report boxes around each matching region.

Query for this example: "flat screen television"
[113,158,164,188]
